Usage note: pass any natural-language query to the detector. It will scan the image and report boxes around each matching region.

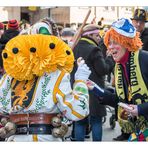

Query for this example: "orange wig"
[104,28,143,52]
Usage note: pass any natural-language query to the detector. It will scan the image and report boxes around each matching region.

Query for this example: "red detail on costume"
[0,124,4,128]
[118,50,129,64]
[118,50,130,83]
[138,133,145,141]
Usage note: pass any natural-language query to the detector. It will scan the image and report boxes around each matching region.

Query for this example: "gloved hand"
[75,57,91,81]
[86,79,104,97]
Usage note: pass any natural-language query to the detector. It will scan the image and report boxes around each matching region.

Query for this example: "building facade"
[0,6,142,27]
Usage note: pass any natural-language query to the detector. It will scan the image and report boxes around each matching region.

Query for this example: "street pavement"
[102,111,121,141]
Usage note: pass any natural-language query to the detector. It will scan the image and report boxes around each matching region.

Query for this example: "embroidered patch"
[11,77,38,108]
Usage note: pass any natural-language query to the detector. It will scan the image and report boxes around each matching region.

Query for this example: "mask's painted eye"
[12,48,19,54]
[3,53,8,59]
[49,43,55,49]
[30,47,36,53]
[39,27,51,35]
[66,50,71,55]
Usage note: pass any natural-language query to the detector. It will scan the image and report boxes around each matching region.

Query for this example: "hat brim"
[131,18,148,22]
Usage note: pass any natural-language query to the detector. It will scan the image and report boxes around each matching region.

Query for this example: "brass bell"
[52,128,63,138]
[1,117,8,126]
[52,124,69,138]
[51,116,62,127]
[0,127,7,138]
[5,122,16,135]
[120,110,128,120]
[59,124,68,135]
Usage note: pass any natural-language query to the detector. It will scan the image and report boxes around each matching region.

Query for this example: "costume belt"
[9,113,57,125]
[16,124,53,135]
[1,113,68,137]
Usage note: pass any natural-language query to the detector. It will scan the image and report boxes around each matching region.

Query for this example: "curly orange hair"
[104,28,143,52]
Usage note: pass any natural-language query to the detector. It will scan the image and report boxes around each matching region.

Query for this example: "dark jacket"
[0,29,20,45]
[0,29,20,69]
[98,38,115,82]
[71,36,114,117]
[100,50,148,119]
[140,28,148,51]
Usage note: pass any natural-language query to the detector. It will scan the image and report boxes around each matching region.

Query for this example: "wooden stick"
[71,9,91,50]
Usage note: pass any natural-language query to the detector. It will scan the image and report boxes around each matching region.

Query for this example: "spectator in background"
[0,20,20,79]
[0,23,4,38]
[61,27,76,47]
[0,19,20,45]
[0,22,5,79]
[98,17,104,29]
[71,24,114,141]
[1,21,8,31]
[57,25,64,37]
[19,20,31,33]
[131,8,148,51]
[20,17,59,37]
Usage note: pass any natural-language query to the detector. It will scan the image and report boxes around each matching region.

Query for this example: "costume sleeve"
[56,72,89,121]
[138,103,148,117]
[101,90,119,108]
[92,88,118,108]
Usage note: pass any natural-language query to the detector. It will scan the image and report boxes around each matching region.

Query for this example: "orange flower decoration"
[3,35,74,81]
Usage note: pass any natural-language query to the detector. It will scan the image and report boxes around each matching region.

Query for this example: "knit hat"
[8,19,19,30]
[41,17,59,36]
[0,22,4,30]
[61,28,76,37]
[104,18,143,51]
[112,18,136,38]
[131,9,148,22]
[82,24,100,36]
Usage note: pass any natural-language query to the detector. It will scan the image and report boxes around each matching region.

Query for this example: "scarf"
[115,50,148,133]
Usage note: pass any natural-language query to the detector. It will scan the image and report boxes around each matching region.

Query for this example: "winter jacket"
[140,28,148,51]
[0,29,20,45]
[0,29,20,69]
[71,36,114,117]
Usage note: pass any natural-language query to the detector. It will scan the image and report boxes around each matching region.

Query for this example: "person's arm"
[56,59,91,121]
[86,80,118,108]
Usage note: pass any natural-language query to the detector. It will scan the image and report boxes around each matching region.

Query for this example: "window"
[104,6,109,11]
[111,6,115,11]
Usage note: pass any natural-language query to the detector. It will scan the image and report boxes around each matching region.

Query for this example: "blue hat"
[112,18,136,38]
